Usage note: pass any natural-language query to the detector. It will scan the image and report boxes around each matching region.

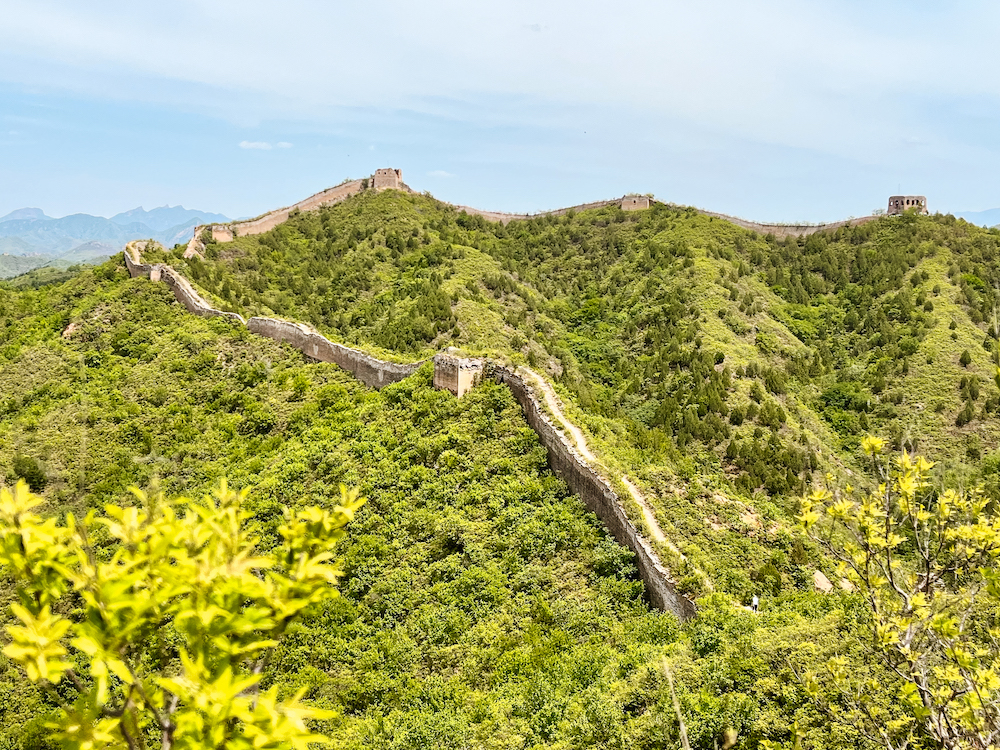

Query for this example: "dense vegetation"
[6,188,1000,748]
[0,265,869,749]
[142,193,1000,600]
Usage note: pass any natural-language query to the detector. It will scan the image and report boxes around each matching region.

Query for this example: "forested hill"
[5,188,1000,748]
[0,260,847,749]
[141,190,1000,595]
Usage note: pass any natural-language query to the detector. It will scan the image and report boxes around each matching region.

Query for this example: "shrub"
[12,455,46,491]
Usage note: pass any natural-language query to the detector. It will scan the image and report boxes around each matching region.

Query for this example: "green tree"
[961,349,973,367]
[0,479,364,749]
[798,437,1000,750]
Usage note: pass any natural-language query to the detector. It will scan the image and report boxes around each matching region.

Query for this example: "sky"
[1,0,999,222]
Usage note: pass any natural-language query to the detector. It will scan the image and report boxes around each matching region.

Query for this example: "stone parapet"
[247,317,423,389]
[622,195,650,211]
[124,242,245,325]
[123,241,695,620]
[887,195,928,216]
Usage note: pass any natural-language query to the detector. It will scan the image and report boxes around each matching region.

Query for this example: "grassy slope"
[0,259,923,750]
[149,193,1000,603]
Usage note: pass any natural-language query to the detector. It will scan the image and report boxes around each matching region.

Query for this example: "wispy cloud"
[239,140,292,150]
[428,169,455,178]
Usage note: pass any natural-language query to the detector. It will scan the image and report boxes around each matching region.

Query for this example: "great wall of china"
[124,237,696,620]
[183,167,885,258]
[135,170,915,620]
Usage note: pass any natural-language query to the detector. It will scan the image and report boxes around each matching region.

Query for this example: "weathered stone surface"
[432,353,483,397]
[813,570,834,593]
[124,241,698,621]
[192,178,367,246]
[124,243,245,325]
[887,195,928,215]
[373,168,402,191]
[622,195,650,211]
[486,362,696,620]
[246,317,424,389]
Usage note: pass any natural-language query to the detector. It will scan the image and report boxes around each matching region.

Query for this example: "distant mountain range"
[953,208,1000,228]
[0,205,230,278]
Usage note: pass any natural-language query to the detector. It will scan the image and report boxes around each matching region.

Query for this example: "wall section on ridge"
[247,317,424,389]
[486,363,696,620]
[124,242,245,325]
[686,207,877,238]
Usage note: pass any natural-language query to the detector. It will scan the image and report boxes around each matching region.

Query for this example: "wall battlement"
[373,168,402,191]
[432,352,483,397]
[186,169,888,243]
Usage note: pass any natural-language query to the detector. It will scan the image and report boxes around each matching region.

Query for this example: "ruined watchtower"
[373,168,402,191]
[887,195,928,216]
[621,195,650,211]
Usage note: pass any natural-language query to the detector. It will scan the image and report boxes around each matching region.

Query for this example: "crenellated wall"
[485,363,696,620]
[432,352,483,397]
[689,208,877,238]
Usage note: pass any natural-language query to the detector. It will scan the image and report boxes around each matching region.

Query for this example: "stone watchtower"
[373,168,402,191]
[887,195,928,215]
[621,195,650,211]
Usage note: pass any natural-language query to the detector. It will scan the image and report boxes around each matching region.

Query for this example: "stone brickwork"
[887,195,928,216]
[622,195,650,211]
[124,239,696,619]
[190,178,367,248]
[247,317,424,389]
[373,168,402,191]
[432,352,483,397]
[485,362,696,620]
[691,208,878,238]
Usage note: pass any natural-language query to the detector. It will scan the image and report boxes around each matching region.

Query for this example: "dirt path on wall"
[518,367,673,543]
[518,366,710,585]
[620,475,667,544]
[517,367,597,462]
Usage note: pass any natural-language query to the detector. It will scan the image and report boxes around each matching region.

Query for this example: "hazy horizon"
[2,1,999,222]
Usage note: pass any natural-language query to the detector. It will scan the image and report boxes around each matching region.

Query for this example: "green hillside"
[143,192,1000,599]
[4,191,1000,748]
[0,264,861,749]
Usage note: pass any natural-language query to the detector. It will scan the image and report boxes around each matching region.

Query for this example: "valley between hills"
[3,174,1000,749]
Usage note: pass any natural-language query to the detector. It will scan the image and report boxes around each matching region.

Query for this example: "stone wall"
[123,240,695,619]
[622,195,650,211]
[193,179,367,245]
[485,363,696,620]
[447,199,621,226]
[686,207,877,238]
[247,317,424,389]
[123,242,245,325]
[432,353,483,397]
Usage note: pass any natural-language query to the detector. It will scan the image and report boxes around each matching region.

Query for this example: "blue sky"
[1,0,999,222]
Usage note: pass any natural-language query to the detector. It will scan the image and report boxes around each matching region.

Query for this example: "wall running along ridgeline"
[185,169,886,249]
[124,237,697,620]
[136,174,911,620]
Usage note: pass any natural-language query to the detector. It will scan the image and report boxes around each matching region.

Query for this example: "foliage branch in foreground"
[0,479,363,749]
[797,437,1000,750]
